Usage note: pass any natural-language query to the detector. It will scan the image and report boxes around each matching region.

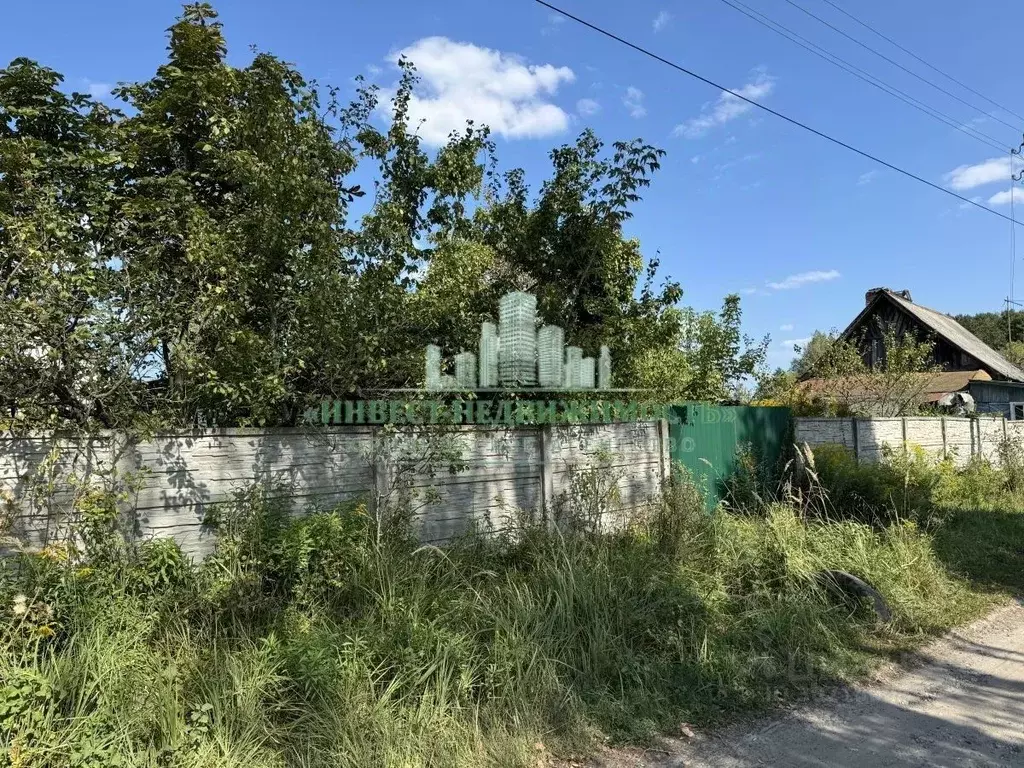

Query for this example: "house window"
[1011,403,1024,421]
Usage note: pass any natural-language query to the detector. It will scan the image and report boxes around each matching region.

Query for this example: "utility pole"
[1010,139,1024,344]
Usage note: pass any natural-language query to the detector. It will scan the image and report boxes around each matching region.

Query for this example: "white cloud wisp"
[673,71,775,139]
[766,270,840,291]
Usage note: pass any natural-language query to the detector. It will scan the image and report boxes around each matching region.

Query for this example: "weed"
[1,449,1021,766]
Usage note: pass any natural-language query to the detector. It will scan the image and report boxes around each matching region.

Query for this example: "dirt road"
[596,600,1024,767]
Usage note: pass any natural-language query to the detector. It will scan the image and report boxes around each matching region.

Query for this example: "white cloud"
[766,269,840,291]
[382,37,574,146]
[781,337,812,349]
[576,98,600,117]
[713,152,760,176]
[780,323,794,331]
[691,155,701,164]
[653,10,671,32]
[366,64,382,76]
[623,86,646,118]
[944,156,1024,191]
[857,170,878,186]
[84,81,112,100]
[673,70,775,139]
[987,187,1022,206]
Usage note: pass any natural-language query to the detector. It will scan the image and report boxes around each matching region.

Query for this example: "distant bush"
[806,440,1021,528]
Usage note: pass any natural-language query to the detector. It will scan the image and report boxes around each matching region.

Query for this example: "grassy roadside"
[1,448,1022,768]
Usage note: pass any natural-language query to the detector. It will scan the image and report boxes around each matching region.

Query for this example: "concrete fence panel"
[794,414,1021,468]
[1,422,669,557]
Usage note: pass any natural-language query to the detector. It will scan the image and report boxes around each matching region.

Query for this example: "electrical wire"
[533,0,1024,227]
[713,0,1010,154]
[781,0,1021,133]
[817,0,1024,124]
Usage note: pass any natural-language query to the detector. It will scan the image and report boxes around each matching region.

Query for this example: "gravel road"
[592,599,1024,767]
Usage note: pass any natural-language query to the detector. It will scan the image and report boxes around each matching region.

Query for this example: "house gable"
[838,289,1024,382]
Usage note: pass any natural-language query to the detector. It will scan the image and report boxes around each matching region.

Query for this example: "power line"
[817,0,1024,124]
[782,0,1021,134]
[533,0,1024,227]
[713,0,1011,153]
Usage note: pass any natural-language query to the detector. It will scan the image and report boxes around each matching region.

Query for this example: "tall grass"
[0,453,1017,767]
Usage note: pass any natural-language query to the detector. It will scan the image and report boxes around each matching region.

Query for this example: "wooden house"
[840,288,1024,382]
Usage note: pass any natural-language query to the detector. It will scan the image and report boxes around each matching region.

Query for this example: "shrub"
[0,467,1012,767]
[808,439,1024,528]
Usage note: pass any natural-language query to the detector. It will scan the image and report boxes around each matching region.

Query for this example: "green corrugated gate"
[668,404,792,511]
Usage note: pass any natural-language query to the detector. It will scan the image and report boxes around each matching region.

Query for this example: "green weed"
[0,456,1020,767]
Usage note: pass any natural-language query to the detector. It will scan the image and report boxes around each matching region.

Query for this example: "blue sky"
[4,0,1024,369]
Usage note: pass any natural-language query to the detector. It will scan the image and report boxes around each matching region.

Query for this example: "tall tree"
[115,3,361,425]
[1,2,772,429]
[473,131,698,390]
[0,58,143,428]
[789,330,840,378]
[336,63,493,394]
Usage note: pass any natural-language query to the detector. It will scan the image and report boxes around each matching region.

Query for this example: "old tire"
[817,569,892,623]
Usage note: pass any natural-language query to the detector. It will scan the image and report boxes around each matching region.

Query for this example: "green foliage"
[806,440,1024,528]
[3,461,1017,766]
[1,4,766,431]
[766,323,939,417]
[113,4,364,426]
[0,58,145,429]
[808,444,939,525]
[1000,340,1024,368]
[788,330,840,378]
[950,309,1024,372]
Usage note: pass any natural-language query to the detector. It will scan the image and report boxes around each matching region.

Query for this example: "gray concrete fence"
[8,414,1023,559]
[794,415,1024,465]
[1,422,671,558]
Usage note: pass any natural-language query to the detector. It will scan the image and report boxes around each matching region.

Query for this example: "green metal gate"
[668,404,792,511]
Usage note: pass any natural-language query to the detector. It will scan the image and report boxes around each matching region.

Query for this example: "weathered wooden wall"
[1,422,669,557]
[794,415,1020,466]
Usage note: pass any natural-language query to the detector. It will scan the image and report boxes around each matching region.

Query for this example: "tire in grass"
[816,569,892,623]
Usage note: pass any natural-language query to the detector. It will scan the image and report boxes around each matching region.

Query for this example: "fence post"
[901,417,908,455]
[658,418,671,488]
[109,431,143,541]
[851,418,860,463]
[940,417,947,461]
[369,426,391,520]
[1002,416,1009,468]
[539,425,554,526]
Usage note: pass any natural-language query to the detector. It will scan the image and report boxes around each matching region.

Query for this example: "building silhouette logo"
[425,291,612,391]
[300,290,672,426]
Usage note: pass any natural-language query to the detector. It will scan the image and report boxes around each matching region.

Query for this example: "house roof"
[840,289,1024,382]
[800,369,991,403]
